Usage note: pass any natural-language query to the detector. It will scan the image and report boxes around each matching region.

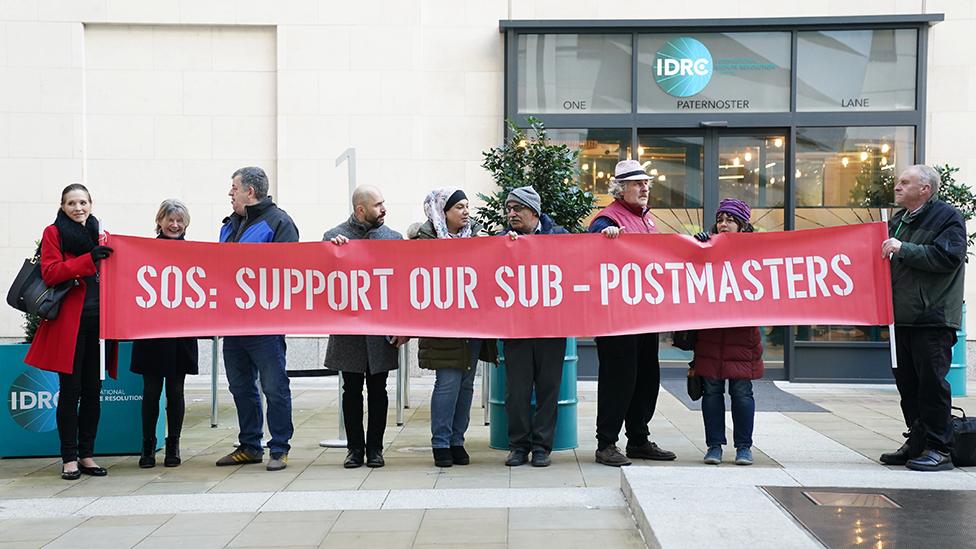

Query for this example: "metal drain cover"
[761,487,976,548]
[803,491,901,508]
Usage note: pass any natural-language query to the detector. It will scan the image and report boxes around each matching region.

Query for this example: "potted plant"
[476,117,594,234]
[477,117,596,451]
[934,164,976,255]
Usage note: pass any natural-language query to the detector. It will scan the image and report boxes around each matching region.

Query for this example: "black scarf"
[54,209,100,256]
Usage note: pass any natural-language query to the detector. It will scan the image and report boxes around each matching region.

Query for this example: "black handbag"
[6,249,76,321]
[673,330,697,351]
[951,406,976,467]
[687,362,703,401]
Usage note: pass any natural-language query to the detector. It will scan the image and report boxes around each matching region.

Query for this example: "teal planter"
[0,342,164,458]
[489,338,578,451]
[948,303,967,397]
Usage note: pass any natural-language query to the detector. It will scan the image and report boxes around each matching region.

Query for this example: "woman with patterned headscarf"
[412,187,497,467]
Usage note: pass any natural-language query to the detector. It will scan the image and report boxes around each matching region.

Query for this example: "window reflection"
[637,135,704,234]
[795,126,913,229]
[637,32,792,113]
[518,34,632,114]
[797,29,917,112]
[795,126,914,343]
[718,135,786,232]
[543,129,631,223]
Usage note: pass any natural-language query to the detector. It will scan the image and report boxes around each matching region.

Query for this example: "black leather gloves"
[90,245,114,262]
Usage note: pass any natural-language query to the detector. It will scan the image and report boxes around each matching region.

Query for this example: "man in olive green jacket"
[880,164,966,472]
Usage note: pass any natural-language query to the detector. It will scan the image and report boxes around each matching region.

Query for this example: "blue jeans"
[701,378,754,449]
[223,335,293,456]
[430,340,480,449]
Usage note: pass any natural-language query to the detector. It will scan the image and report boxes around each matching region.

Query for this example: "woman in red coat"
[25,184,115,480]
[692,199,764,466]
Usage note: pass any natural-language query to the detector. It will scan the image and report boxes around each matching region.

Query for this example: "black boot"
[139,438,157,469]
[433,448,453,467]
[164,437,181,467]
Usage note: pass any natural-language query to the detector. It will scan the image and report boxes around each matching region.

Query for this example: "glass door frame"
[638,127,793,230]
[636,127,792,379]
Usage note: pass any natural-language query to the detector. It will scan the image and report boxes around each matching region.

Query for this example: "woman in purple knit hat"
[692,198,764,465]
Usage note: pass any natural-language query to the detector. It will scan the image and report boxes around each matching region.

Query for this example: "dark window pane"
[797,29,917,112]
[637,33,791,113]
[518,34,632,114]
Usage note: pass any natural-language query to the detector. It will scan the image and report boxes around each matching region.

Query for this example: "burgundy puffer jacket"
[692,326,764,380]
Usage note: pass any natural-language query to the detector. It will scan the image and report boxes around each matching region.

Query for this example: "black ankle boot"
[433,448,453,467]
[164,436,181,467]
[139,438,157,468]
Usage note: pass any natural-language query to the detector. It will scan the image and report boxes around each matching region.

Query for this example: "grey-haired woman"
[131,199,199,468]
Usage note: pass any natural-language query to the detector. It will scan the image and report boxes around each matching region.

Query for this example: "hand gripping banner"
[100,223,893,340]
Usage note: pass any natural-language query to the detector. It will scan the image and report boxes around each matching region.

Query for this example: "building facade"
[1,0,973,381]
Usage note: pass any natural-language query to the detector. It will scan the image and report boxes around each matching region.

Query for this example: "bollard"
[211,337,219,427]
[948,303,968,397]
[489,338,578,450]
[320,374,347,448]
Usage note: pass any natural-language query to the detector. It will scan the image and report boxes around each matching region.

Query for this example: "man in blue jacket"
[499,186,569,468]
[215,166,299,472]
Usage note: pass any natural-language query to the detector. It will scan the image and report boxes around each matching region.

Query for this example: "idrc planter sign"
[0,342,163,458]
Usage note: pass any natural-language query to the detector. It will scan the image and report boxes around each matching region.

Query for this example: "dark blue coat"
[220,197,299,243]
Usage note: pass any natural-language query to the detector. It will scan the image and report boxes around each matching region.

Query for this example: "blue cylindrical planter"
[948,303,967,397]
[489,338,578,451]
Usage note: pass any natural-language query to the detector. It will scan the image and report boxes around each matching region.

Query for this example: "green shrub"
[934,164,975,258]
[477,117,595,234]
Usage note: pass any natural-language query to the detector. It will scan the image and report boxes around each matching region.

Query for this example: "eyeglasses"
[505,204,528,213]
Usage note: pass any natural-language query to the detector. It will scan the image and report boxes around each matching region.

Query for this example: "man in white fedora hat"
[588,159,675,467]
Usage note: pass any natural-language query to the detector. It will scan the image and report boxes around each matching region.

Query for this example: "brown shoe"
[626,441,676,461]
[595,445,631,467]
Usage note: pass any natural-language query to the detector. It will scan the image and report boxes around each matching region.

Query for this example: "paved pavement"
[0,375,973,548]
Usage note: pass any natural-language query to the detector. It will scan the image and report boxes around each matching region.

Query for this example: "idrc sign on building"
[0,344,162,458]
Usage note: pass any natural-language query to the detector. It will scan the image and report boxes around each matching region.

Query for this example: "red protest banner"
[100,223,893,340]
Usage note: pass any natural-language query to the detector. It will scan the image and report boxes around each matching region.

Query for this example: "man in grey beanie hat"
[498,187,569,467]
[506,186,542,217]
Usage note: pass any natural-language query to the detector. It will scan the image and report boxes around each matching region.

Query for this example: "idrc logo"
[654,37,713,97]
[7,370,59,433]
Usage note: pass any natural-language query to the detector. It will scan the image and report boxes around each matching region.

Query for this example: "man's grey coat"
[321,215,403,374]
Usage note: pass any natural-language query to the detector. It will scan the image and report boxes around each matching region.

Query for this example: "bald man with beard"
[323,186,409,469]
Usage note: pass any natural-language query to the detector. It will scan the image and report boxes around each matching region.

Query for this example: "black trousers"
[504,338,566,453]
[595,333,660,450]
[893,326,955,452]
[342,371,389,452]
[142,373,186,441]
[57,316,102,463]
